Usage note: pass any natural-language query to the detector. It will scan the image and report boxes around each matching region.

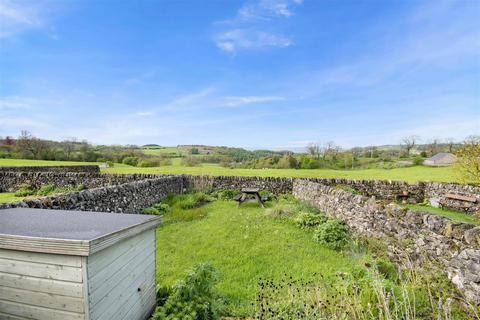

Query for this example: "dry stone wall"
[0,172,178,192]
[1,171,478,212]
[0,176,184,214]
[293,179,480,304]
[186,175,293,194]
[0,165,100,173]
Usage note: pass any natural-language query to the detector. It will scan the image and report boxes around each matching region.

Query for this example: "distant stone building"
[424,152,457,166]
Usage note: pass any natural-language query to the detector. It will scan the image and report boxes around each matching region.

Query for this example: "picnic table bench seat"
[445,193,478,203]
[234,188,267,208]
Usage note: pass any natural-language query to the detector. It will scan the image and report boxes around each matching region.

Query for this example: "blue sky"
[0,0,479,149]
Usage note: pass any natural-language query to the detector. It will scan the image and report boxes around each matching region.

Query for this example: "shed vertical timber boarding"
[0,208,161,320]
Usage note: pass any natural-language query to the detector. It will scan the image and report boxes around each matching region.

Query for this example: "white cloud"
[222,95,285,107]
[215,29,292,52]
[238,0,301,20]
[213,0,301,53]
[0,0,50,38]
[136,111,153,116]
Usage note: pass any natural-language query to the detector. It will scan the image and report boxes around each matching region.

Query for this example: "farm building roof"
[426,152,456,161]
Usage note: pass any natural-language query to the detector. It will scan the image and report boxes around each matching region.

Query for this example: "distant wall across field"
[293,179,480,304]
[0,165,100,173]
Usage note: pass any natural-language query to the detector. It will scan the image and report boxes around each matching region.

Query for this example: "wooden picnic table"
[235,188,265,208]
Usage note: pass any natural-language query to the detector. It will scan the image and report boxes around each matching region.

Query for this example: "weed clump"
[295,211,328,229]
[313,219,350,250]
[152,263,226,320]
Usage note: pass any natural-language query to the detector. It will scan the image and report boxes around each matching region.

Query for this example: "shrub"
[295,212,328,229]
[14,184,36,197]
[412,156,424,166]
[138,159,160,167]
[175,192,212,210]
[159,158,172,166]
[36,185,56,196]
[122,156,139,166]
[105,161,114,167]
[153,203,171,214]
[182,156,201,167]
[313,219,349,250]
[151,263,226,320]
[143,207,161,215]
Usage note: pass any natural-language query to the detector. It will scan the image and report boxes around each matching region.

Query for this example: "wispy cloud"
[213,0,301,53]
[215,29,291,52]
[135,111,153,116]
[0,0,53,38]
[238,0,302,19]
[221,95,285,107]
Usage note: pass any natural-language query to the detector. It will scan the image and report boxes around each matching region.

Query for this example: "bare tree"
[322,141,338,159]
[427,138,440,156]
[445,138,455,153]
[15,130,49,159]
[306,143,320,159]
[401,135,419,156]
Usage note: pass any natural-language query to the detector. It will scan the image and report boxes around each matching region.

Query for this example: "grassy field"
[156,200,373,315]
[142,146,179,156]
[155,196,472,318]
[104,163,457,183]
[0,193,23,203]
[0,158,459,183]
[403,203,480,225]
[0,159,101,166]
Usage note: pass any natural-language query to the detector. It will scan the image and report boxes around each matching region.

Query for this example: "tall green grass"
[155,199,475,317]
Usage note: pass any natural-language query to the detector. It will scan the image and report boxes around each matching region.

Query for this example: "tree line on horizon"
[0,131,478,183]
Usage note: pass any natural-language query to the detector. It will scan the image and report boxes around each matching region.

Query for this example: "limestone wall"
[186,175,293,194]
[2,171,478,212]
[0,172,174,192]
[293,179,480,304]
[0,176,184,214]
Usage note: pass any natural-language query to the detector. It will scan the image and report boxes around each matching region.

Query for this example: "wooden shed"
[0,208,161,320]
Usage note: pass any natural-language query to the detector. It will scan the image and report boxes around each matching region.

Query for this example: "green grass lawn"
[0,193,23,203]
[156,200,373,315]
[0,158,459,183]
[403,203,480,225]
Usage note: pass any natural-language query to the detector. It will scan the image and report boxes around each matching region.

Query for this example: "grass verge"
[403,203,480,226]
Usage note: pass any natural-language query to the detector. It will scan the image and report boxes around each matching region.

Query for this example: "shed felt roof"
[426,152,456,161]
[0,208,161,256]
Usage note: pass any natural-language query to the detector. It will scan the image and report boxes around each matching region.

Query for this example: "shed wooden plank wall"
[0,249,86,320]
[87,229,156,320]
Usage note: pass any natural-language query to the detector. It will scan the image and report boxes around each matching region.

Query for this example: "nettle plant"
[152,263,227,320]
[253,269,469,320]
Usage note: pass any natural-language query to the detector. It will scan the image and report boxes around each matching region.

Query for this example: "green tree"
[455,136,480,185]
